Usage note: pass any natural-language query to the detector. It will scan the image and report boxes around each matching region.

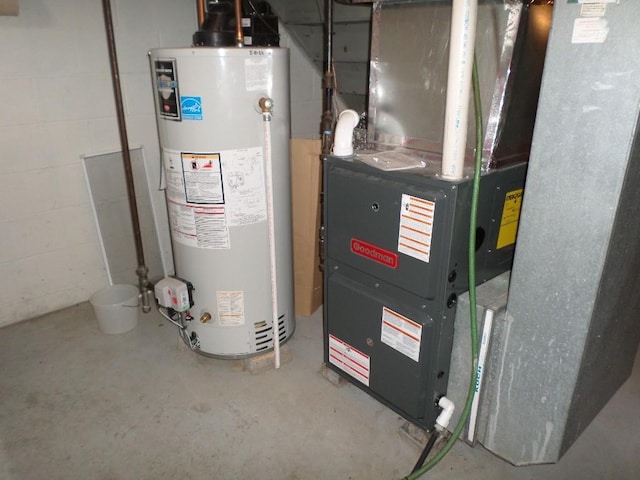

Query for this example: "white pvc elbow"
[332,109,360,157]
[435,396,455,432]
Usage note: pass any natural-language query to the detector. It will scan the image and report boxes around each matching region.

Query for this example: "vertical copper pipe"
[101,0,151,309]
[234,0,244,46]
[197,0,205,28]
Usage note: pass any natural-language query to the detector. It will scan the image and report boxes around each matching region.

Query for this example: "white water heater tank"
[149,47,294,358]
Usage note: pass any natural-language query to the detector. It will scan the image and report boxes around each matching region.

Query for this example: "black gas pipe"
[321,0,335,155]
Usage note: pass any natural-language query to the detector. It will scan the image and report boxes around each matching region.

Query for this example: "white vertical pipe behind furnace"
[441,0,478,181]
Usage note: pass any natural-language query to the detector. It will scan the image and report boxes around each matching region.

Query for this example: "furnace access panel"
[323,156,526,430]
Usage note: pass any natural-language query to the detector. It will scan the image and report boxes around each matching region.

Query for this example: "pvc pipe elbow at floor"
[333,109,360,157]
[435,396,455,432]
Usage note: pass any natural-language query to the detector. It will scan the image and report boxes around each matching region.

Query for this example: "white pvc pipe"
[333,109,360,157]
[441,0,478,181]
[435,396,456,432]
[468,308,494,442]
[261,100,281,369]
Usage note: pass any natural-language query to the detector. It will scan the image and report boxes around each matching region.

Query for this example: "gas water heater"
[149,46,294,358]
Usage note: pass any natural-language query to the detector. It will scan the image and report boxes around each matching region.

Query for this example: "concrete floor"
[0,303,638,480]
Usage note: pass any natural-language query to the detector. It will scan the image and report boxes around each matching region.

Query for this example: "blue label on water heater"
[180,96,203,120]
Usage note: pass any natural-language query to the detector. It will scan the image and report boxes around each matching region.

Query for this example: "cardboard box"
[0,0,18,16]
[290,139,323,316]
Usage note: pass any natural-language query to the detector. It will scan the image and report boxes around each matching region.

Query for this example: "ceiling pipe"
[441,0,478,181]
[321,0,335,155]
[234,0,244,46]
[101,0,152,312]
[197,0,206,28]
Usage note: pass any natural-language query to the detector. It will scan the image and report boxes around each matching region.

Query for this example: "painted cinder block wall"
[0,0,322,328]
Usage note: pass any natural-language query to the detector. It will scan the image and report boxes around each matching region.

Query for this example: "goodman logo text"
[350,238,398,269]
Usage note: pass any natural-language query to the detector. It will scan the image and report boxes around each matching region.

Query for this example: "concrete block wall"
[0,0,323,328]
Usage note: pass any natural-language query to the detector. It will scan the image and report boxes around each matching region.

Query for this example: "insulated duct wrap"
[368,0,547,171]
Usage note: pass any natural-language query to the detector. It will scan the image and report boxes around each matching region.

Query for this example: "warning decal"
[328,335,370,387]
[398,194,435,263]
[216,291,245,326]
[496,188,523,249]
[167,200,230,249]
[381,307,422,362]
[182,153,224,204]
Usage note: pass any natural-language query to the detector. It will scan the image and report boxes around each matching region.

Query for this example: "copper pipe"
[234,0,244,46]
[101,0,151,311]
[197,0,205,28]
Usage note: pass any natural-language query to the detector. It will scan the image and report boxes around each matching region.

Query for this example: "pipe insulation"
[441,0,478,181]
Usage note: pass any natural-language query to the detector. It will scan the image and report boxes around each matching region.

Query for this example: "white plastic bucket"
[89,284,139,334]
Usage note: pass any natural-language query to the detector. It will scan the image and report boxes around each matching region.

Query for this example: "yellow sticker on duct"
[497,189,523,249]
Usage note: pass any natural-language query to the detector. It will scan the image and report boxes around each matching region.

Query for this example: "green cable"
[404,56,483,480]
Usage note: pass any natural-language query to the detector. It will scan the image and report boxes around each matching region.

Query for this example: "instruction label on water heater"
[163,148,230,249]
[166,200,230,249]
[397,194,435,263]
[245,57,269,91]
[221,147,267,226]
[182,153,224,204]
[381,307,422,362]
[216,291,245,326]
[163,147,266,249]
[328,335,370,386]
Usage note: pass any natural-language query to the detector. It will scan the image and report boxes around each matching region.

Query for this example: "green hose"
[404,56,483,480]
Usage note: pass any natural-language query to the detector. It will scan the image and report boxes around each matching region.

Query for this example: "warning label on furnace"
[398,194,435,263]
[328,335,370,387]
[496,188,523,249]
[381,307,422,362]
[216,291,245,326]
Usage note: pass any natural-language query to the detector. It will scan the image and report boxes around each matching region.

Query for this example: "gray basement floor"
[1,303,638,480]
